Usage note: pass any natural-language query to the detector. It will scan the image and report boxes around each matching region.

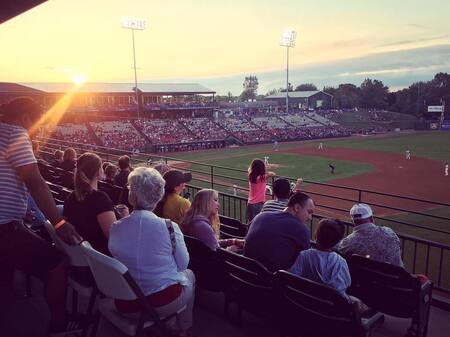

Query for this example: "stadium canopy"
[0,82,44,94]
[0,0,47,24]
[18,83,216,95]
[265,90,332,99]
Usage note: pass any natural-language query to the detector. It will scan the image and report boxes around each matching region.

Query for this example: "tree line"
[216,73,450,116]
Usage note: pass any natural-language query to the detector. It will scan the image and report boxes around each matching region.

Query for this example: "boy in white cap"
[338,203,403,267]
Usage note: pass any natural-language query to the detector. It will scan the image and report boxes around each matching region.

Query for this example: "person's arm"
[178,198,191,222]
[97,211,117,238]
[193,221,220,250]
[16,163,81,244]
[266,171,276,177]
[293,178,303,192]
[172,222,189,271]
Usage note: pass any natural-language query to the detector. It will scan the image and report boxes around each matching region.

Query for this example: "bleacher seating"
[306,111,339,126]
[347,254,433,337]
[41,123,97,145]
[274,270,385,337]
[219,215,247,239]
[217,248,275,324]
[134,118,195,144]
[80,241,177,337]
[184,235,224,292]
[179,118,229,141]
[216,116,274,143]
[280,113,322,127]
[90,120,147,151]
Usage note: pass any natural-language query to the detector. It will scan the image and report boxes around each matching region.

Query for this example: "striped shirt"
[0,123,37,225]
[261,199,288,213]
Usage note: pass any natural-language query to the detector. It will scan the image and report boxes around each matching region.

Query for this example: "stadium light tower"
[280,29,297,114]
[121,17,146,119]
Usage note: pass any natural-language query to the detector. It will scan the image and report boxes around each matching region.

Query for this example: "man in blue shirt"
[244,192,313,272]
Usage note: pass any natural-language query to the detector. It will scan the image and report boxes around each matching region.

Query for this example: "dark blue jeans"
[246,202,264,223]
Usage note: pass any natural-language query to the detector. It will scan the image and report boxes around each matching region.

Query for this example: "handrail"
[37,136,450,240]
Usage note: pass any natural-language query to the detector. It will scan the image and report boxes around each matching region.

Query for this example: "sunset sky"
[1,0,449,94]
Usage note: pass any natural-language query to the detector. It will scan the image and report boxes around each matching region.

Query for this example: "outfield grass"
[189,153,373,184]
[326,131,450,161]
[334,110,417,130]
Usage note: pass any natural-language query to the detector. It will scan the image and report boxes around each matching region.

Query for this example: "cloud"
[406,23,428,30]
[338,64,450,77]
[46,66,75,74]
[190,44,450,94]
[378,35,450,48]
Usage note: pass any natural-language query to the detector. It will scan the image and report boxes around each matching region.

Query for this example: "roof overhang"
[0,0,47,24]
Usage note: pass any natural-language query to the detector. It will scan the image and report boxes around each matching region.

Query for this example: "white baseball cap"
[350,203,373,220]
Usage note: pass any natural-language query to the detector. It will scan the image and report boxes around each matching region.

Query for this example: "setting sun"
[72,74,86,85]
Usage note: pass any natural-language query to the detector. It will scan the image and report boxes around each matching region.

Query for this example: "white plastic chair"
[43,221,97,327]
[79,241,185,337]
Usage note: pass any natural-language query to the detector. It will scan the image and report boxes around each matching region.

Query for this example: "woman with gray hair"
[108,167,195,337]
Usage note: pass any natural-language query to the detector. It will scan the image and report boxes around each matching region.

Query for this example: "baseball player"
[273,140,279,151]
[329,164,335,174]
[405,150,411,160]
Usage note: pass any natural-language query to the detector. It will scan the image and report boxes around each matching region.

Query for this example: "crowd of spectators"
[90,120,147,151]
[0,95,425,337]
[41,123,97,145]
[179,118,229,141]
[134,118,196,144]
[37,110,353,152]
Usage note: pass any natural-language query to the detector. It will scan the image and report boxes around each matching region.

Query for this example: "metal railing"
[37,137,450,294]
[37,137,450,239]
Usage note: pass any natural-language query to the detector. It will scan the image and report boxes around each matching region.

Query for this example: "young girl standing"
[246,159,276,223]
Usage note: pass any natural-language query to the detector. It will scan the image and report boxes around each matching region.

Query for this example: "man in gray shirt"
[339,203,403,267]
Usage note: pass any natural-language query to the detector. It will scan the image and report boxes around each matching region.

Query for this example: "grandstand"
[7,136,447,337]
[90,120,147,151]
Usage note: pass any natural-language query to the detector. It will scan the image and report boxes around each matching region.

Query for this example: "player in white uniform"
[445,162,449,176]
[264,156,269,165]
[273,140,279,151]
[318,142,324,150]
[405,150,411,160]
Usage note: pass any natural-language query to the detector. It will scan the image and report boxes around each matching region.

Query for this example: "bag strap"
[165,219,176,254]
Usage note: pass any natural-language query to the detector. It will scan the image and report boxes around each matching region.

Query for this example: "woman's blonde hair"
[182,189,220,236]
[74,152,102,201]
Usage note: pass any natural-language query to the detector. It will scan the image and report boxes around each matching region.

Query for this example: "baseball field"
[163,130,450,245]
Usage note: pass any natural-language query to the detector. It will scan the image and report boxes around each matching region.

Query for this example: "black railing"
[37,136,450,239]
[37,137,450,294]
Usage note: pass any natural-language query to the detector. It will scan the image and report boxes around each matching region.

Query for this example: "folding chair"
[184,235,224,292]
[217,247,274,324]
[274,270,384,337]
[219,215,247,239]
[80,241,184,337]
[347,254,433,337]
[43,221,97,334]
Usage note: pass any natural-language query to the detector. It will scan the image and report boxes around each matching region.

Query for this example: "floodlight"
[280,29,297,114]
[280,29,297,47]
[121,16,147,118]
[121,17,147,30]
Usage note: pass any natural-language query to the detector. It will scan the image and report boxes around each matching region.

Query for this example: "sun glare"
[72,74,86,85]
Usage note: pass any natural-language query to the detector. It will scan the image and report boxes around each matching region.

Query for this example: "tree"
[240,89,256,101]
[323,86,337,96]
[280,83,294,92]
[240,75,258,101]
[266,88,280,96]
[333,84,360,109]
[359,78,389,109]
[295,83,318,91]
